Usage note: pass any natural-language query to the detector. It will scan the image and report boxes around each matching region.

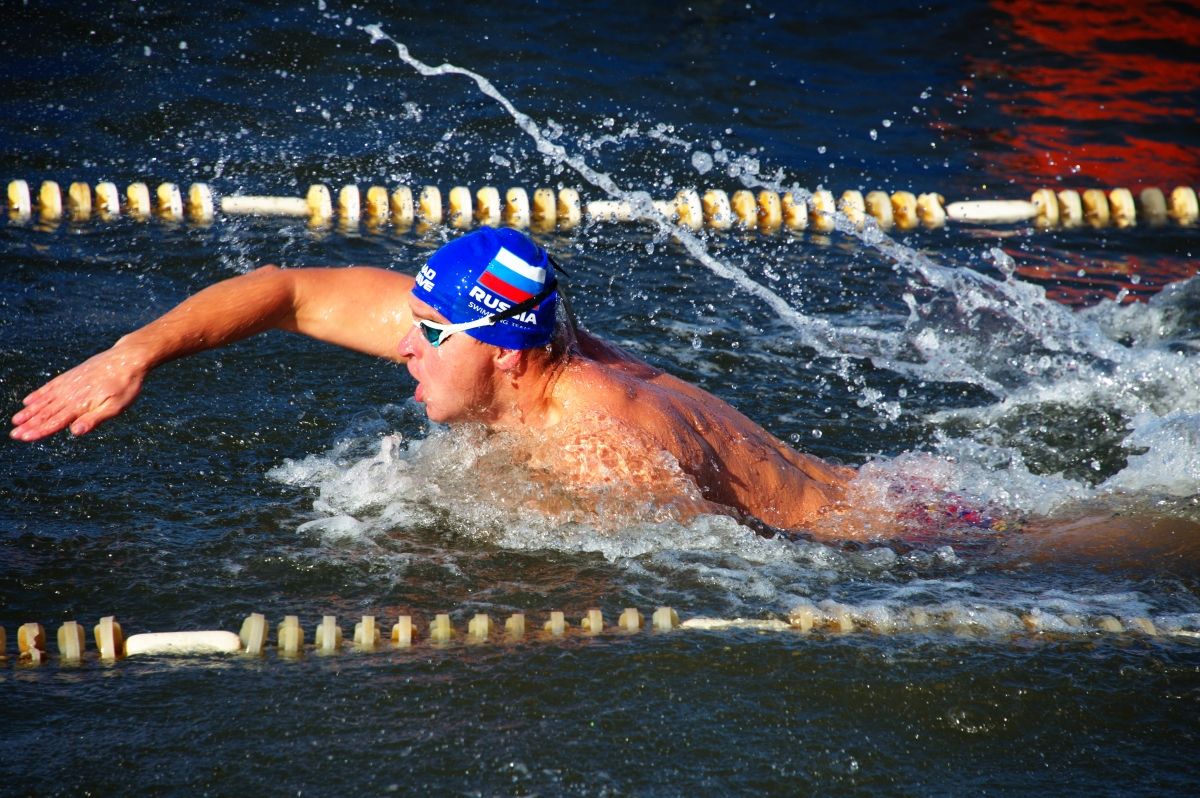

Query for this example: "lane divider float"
[6,179,1198,234]
[2,603,1194,666]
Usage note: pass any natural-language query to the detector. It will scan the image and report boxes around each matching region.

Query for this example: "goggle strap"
[487,281,557,324]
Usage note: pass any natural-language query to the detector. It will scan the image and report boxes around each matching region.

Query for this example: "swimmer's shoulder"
[559,355,643,414]
[282,266,417,361]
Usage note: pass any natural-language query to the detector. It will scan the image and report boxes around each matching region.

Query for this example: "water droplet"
[691,151,713,175]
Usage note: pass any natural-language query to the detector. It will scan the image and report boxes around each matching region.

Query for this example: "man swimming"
[10,228,854,534]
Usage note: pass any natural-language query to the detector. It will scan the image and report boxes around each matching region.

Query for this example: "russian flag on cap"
[477,246,547,304]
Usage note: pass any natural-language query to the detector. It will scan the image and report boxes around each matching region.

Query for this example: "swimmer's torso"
[536,339,853,529]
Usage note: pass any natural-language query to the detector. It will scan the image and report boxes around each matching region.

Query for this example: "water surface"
[2,2,1198,795]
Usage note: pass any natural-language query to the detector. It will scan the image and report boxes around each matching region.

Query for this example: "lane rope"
[4,604,1195,665]
[6,179,1198,233]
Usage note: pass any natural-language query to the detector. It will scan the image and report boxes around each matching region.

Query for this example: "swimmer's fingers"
[13,372,70,417]
[11,378,76,438]
[11,403,80,441]
[12,389,136,440]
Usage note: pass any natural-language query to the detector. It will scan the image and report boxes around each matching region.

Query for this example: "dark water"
[2,1,1199,795]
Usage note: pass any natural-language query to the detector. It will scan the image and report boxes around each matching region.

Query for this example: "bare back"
[543,338,854,529]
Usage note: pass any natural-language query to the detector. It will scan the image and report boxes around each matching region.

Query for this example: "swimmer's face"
[400,292,502,424]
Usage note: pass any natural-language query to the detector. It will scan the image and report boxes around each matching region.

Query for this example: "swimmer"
[10,228,854,534]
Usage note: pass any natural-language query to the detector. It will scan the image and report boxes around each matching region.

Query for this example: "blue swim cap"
[412,228,558,350]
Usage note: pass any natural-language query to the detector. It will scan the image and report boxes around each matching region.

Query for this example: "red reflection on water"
[969,1,1199,304]
[1014,248,1197,306]
[979,0,1200,188]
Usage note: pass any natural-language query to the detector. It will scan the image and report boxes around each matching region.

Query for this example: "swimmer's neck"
[482,347,574,431]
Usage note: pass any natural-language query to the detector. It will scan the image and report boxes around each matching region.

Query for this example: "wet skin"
[11,265,852,533]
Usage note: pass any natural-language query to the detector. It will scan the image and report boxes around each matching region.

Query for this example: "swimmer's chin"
[411,383,448,423]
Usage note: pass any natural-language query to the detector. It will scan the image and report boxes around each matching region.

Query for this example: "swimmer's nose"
[398,323,421,358]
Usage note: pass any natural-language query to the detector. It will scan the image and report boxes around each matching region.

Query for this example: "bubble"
[691,151,714,175]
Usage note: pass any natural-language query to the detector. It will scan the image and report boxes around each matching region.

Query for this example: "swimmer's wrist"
[110,332,166,373]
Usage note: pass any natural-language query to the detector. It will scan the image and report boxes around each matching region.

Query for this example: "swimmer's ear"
[492,347,523,372]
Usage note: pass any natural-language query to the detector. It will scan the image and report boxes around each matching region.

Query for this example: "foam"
[266,421,1200,632]
[1102,411,1200,497]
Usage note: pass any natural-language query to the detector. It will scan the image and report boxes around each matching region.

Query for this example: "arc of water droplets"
[731,179,1130,385]
[363,24,893,388]
[363,24,1138,403]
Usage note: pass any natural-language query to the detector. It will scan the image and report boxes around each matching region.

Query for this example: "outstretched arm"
[11,265,416,441]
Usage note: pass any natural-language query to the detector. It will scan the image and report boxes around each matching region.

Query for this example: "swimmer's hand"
[10,345,148,441]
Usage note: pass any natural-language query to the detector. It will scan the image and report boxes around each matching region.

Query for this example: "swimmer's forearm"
[108,264,414,367]
[12,265,413,441]
[11,267,297,441]
[109,265,299,370]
